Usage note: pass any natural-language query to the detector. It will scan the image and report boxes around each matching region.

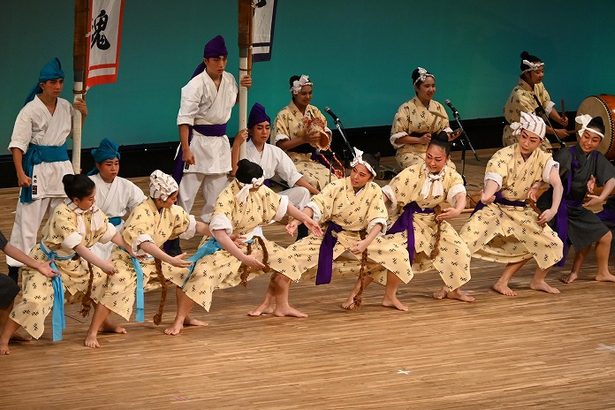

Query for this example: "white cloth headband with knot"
[149,170,178,201]
[350,147,377,177]
[510,111,546,140]
[414,66,435,85]
[290,74,312,95]
[521,59,545,73]
[236,177,265,203]
[576,114,605,140]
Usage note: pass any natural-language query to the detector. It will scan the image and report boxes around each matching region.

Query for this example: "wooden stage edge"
[1,149,615,409]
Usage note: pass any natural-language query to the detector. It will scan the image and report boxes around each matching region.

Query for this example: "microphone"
[444,99,459,116]
[324,106,340,123]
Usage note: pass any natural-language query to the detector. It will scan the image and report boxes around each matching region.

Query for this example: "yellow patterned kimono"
[502,79,553,150]
[391,97,453,169]
[10,201,116,339]
[272,101,337,190]
[289,178,413,286]
[382,164,471,291]
[165,181,300,311]
[92,198,194,320]
[460,144,563,269]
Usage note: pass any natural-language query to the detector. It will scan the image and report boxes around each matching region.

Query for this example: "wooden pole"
[238,0,253,160]
[72,0,88,173]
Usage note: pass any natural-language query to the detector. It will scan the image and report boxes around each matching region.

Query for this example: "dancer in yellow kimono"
[269,149,414,312]
[272,74,336,190]
[0,174,127,354]
[390,67,460,169]
[502,51,569,149]
[85,170,210,348]
[378,132,474,302]
[461,112,564,296]
[163,159,322,334]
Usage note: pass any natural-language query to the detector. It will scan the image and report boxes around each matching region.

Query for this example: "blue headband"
[24,57,65,105]
[88,138,120,175]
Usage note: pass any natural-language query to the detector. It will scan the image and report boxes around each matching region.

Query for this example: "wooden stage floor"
[2,150,615,409]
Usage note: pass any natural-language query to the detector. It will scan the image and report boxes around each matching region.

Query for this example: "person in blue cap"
[6,57,88,282]
[88,138,146,260]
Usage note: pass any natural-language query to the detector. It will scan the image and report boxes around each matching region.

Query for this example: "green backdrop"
[2,0,614,149]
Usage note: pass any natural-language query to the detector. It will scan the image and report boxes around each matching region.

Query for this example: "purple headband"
[204,35,227,58]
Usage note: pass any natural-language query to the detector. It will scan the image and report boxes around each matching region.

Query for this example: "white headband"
[350,147,377,177]
[236,177,265,203]
[149,170,178,201]
[413,66,435,85]
[290,74,312,95]
[576,114,605,140]
[521,59,544,73]
[510,111,546,140]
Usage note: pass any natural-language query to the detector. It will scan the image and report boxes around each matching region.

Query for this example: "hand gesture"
[17,172,32,188]
[73,97,88,117]
[286,220,300,236]
[183,147,196,166]
[448,129,462,141]
[480,190,495,205]
[240,75,252,88]
[418,133,432,144]
[583,194,605,209]
[100,260,117,275]
[241,254,266,269]
[351,239,369,255]
[303,218,323,237]
[558,115,569,128]
[537,208,556,226]
[587,175,596,194]
[37,261,58,278]
[169,252,192,268]
[234,128,248,144]
[436,207,461,221]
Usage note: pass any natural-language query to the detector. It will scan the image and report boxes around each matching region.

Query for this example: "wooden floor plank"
[1,151,615,409]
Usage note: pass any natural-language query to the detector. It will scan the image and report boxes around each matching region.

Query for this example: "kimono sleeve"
[365,183,389,233]
[48,205,82,250]
[122,202,156,253]
[484,148,510,189]
[260,186,288,222]
[210,185,237,235]
[595,153,615,186]
[390,104,411,148]
[273,110,292,144]
[306,181,338,222]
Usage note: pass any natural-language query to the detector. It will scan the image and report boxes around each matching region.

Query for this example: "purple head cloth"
[248,103,271,129]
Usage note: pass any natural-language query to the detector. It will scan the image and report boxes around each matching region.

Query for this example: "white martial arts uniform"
[245,139,311,209]
[176,71,238,222]
[88,173,146,259]
[7,96,75,267]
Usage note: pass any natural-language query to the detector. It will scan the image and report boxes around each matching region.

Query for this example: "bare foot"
[84,334,101,348]
[273,306,308,318]
[183,317,208,327]
[492,282,517,296]
[100,322,127,334]
[445,289,476,302]
[561,271,578,284]
[382,295,409,311]
[341,294,357,310]
[164,322,183,336]
[10,331,32,342]
[595,272,615,283]
[0,343,9,355]
[530,280,560,294]
[432,288,447,300]
[247,303,275,317]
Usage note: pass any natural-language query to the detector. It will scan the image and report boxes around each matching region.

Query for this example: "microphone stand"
[331,117,355,167]
[450,111,479,186]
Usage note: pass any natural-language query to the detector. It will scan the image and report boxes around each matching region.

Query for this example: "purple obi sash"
[471,191,526,216]
[172,123,228,183]
[315,222,344,285]
[386,202,434,264]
